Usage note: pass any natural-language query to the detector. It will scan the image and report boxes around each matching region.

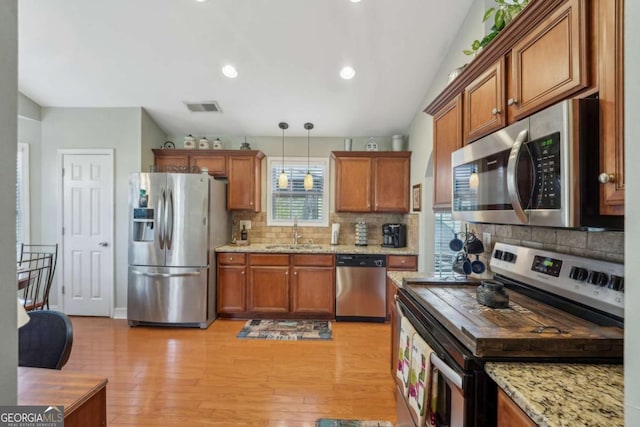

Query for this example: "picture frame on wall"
[412,184,422,212]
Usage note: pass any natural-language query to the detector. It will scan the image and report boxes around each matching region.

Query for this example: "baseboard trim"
[113,307,127,319]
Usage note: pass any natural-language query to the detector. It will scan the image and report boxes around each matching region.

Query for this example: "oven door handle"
[430,352,463,390]
[506,129,529,224]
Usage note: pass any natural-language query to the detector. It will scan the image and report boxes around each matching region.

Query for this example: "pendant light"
[304,122,314,190]
[278,122,289,189]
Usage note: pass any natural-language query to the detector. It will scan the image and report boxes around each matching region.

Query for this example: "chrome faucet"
[292,217,301,246]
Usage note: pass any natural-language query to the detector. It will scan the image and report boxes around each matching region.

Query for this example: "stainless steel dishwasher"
[335,254,386,322]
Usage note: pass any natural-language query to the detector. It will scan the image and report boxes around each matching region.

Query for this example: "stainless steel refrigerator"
[127,173,228,328]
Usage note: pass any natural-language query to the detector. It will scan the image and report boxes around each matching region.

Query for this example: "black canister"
[476,280,509,308]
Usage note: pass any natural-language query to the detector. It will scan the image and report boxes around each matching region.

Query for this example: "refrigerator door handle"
[158,188,166,249]
[166,188,174,250]
[131,269,202,278]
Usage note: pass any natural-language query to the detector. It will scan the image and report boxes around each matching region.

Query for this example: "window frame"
[266,156,329,227]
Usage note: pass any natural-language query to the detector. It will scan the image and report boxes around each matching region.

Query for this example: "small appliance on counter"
[354,221,368,246]
[382,223,406,248]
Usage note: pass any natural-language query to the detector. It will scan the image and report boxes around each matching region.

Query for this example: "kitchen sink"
[265,244,323,250]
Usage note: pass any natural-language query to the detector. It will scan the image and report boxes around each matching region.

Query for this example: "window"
[17,143,30,257]
[433,210,462,278]
[267,156,329,226]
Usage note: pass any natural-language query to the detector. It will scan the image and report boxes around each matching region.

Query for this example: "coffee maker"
[381,223,407,248]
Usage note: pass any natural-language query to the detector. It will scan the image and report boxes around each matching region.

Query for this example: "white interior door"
[60,151,114,316]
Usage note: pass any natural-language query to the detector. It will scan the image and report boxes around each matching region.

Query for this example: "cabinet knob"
[507,98,519,106]
[401,259,405,264]
[491,108,501,116]
[229,257,233,261]
[241,270,245,275]
[598,173,615,184]
[294,271,297,275]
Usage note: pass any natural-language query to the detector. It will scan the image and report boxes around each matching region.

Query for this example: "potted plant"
[464,0,530,56]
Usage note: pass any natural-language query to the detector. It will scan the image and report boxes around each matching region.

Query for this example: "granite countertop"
[485,362,623,427]
[215,243,418,255]
[386,271,481,288]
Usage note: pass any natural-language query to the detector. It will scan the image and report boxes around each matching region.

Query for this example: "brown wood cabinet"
[464,58,506,142]
[217,253,247,313]
[596,0,624,215]
[332,151,411,213]
[248,254,290,313]
[154,152,189,171]
[291,254,335,315]
[227,155,262,211]
[509,0,588,121]
[218,252,335,319]
[385,255,418,321]
[497,388,536,427]
[190,153,226,177]
[152,149,264,211]
[433,95,463,209]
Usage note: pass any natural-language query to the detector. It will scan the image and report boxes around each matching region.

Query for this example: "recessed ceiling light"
[350,0,362,3]
[222,65,238,79]
[340,66,356,80]
[194,0,208,3]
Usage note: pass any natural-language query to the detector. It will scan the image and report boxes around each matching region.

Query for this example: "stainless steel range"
[395,243,624,427]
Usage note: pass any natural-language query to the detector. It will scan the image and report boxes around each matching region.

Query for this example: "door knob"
[99,242,108,247]
[598,173,615,184]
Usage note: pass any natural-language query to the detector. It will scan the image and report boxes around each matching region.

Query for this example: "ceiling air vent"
[185,101,223,113]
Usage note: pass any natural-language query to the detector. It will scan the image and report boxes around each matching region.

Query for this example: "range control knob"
[502,252,516,263]
[493,250,504,260]
[587,271,608,287]
[569,266,589,281]
[607,275,624,292]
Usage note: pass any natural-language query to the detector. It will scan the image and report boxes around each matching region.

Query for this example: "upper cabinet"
[464,58,506,142]
[596,0,624,215]
[332,151,411,213]
[509,0,588,121]
[227,154,262,212]
[425,0,624,214]
[433,95,462,209]
[152,149,264,212]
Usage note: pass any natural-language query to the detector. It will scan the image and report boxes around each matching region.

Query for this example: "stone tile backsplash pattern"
[470,223,624,264]
[231,212,419,250]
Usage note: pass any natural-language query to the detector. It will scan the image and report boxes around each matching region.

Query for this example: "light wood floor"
[63,317,397,426]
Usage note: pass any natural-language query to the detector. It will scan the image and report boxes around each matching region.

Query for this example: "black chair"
[19,310,73,370]
[18,244,58,310]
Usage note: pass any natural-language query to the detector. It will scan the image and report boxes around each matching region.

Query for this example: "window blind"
[433,210,462,278]
[268,158,328,226]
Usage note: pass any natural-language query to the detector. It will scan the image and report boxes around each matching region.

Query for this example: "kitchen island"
[485,362,623,427]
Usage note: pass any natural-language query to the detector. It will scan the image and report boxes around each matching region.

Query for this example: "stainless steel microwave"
[451,98,623,230]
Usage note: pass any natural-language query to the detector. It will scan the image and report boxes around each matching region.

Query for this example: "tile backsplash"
[231,212,419,250]
[469,223,624,264]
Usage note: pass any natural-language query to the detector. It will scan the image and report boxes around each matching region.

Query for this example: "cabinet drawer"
[387,255,417,270]
[291,254,334,267]
[249,254,290,266]
[217,253,246,265]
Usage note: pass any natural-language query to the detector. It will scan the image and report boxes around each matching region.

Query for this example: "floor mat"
[236,319,332,340]
[315,420,393,427]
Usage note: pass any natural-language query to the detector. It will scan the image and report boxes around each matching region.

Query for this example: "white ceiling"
[18,0,474,137]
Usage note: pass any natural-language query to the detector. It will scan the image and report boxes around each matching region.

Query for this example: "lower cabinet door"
[217,265,246,313]
[291,267,335,314]
[248,266,290,312]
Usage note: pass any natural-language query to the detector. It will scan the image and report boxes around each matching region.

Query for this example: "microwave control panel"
[528,131,561,209]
